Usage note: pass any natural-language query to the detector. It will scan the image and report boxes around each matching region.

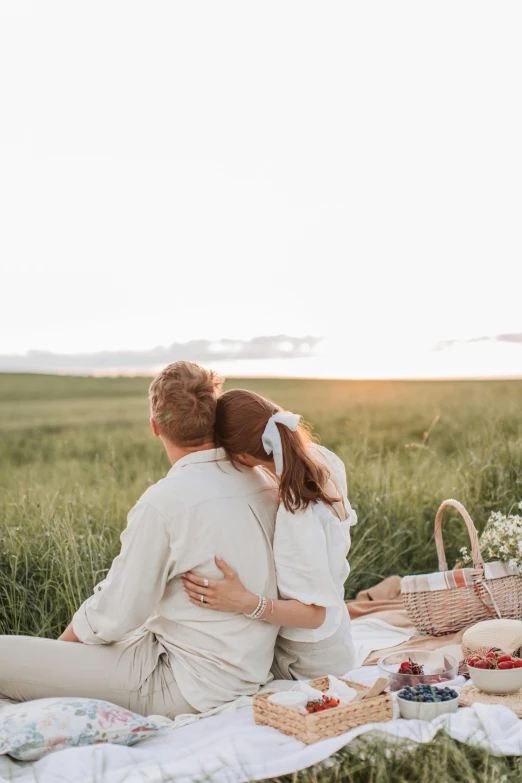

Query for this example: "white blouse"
[274,445,357,642]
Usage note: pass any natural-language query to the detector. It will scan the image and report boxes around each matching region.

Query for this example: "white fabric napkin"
[298,675,358,705]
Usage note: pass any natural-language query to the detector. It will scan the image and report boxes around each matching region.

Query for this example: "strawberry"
[472,660,489,669]
[398,658,425,674]
[498,661,515,670]
[485,651,497,659]
[513,660,522,668]
[305,695,340,713]
[498,654,513,663]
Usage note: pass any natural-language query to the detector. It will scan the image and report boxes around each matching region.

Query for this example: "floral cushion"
[0,697,170,761]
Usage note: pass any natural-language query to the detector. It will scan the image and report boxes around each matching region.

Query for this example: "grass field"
[1,372,522,781]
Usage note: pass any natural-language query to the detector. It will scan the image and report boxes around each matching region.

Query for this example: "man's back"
[143,448,279,711]
[0,363,278,720]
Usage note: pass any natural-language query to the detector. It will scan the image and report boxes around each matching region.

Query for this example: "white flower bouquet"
[460,502,522,571]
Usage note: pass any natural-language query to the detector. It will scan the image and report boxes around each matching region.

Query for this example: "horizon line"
[1,370,522,383]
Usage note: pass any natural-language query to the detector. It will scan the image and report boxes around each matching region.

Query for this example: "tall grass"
[274,732,522,783]
[1,373,522,781]
[2,374,521,635]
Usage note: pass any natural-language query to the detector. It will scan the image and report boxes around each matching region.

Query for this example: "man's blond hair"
[149,361,223,446]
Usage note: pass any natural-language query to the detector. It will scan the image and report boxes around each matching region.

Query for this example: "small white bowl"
[467,665,522,694]
[397,693,459,721]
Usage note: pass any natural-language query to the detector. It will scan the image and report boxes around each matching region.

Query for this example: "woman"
[182,389,357,680]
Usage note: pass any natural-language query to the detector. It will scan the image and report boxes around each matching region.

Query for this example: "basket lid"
[401,561,518,594]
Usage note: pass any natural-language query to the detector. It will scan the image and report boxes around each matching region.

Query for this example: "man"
[0,362,279,717]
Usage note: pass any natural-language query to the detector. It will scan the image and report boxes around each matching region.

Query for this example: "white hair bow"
[262,411,301,477]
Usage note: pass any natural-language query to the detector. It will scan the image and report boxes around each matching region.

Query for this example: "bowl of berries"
[466,651,522,694]
[397,684,459,720]
[377,650,459,692]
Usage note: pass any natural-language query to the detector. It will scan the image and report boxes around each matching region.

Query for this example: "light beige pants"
[271,613,355,681]
[0,630,196,719]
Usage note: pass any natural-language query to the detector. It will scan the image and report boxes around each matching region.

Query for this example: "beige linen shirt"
[73,448,279,712]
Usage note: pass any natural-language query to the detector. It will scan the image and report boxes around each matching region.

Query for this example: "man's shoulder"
[137,461,277,520]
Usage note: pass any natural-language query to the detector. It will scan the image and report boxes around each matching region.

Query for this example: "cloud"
[496,333,522,344]
[435,333,522,351]
[0,335,322,373]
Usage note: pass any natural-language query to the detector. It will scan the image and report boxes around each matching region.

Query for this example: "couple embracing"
[0,362,357,718]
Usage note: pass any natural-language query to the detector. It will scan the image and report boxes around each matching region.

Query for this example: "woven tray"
[459,683,522,717]
[253,676,393,744]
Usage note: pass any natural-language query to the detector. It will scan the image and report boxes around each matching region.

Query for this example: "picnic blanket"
[1,665,522,783]
[346,575,468,664]
[0,577,518,783]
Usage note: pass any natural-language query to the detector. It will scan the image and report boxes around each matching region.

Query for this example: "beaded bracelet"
[244,594,267,620]
[252,597,267,619]
[244,594,262,618]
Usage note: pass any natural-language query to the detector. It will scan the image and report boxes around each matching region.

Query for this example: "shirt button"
[98,587,102,591]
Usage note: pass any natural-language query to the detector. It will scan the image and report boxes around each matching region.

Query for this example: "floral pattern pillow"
[0,697,171,761]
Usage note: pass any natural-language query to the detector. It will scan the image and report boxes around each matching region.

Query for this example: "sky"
[1,0,521,378]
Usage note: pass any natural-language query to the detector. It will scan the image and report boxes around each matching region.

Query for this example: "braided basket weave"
[253,677,393,744]
[402,499,522,636]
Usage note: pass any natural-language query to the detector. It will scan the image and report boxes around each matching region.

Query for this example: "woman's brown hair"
[215,389,339,512]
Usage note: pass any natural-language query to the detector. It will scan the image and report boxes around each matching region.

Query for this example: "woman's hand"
[181,556,259,614]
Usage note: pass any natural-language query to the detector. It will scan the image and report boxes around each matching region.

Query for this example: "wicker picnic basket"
[401,499,522,636]
[253,677,393,744]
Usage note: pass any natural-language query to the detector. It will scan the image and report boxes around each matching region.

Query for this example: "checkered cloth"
[401,561,518,594]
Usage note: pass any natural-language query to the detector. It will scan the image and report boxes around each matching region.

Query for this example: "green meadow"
[1,372,522,781]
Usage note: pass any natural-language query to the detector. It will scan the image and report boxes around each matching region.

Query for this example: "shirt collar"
[167,447,227,475]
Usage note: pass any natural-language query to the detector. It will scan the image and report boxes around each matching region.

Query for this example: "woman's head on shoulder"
[215,388,339,513]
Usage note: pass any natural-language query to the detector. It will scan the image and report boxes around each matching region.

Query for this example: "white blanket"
[2,621,521,783]
[1,669,521,783]
[350,616,414,667]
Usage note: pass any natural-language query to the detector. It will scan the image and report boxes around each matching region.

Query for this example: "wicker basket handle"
[434,499,484,572]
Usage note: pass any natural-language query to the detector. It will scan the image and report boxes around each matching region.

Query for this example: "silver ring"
[203,578,209,587]
[200,595,205,604]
